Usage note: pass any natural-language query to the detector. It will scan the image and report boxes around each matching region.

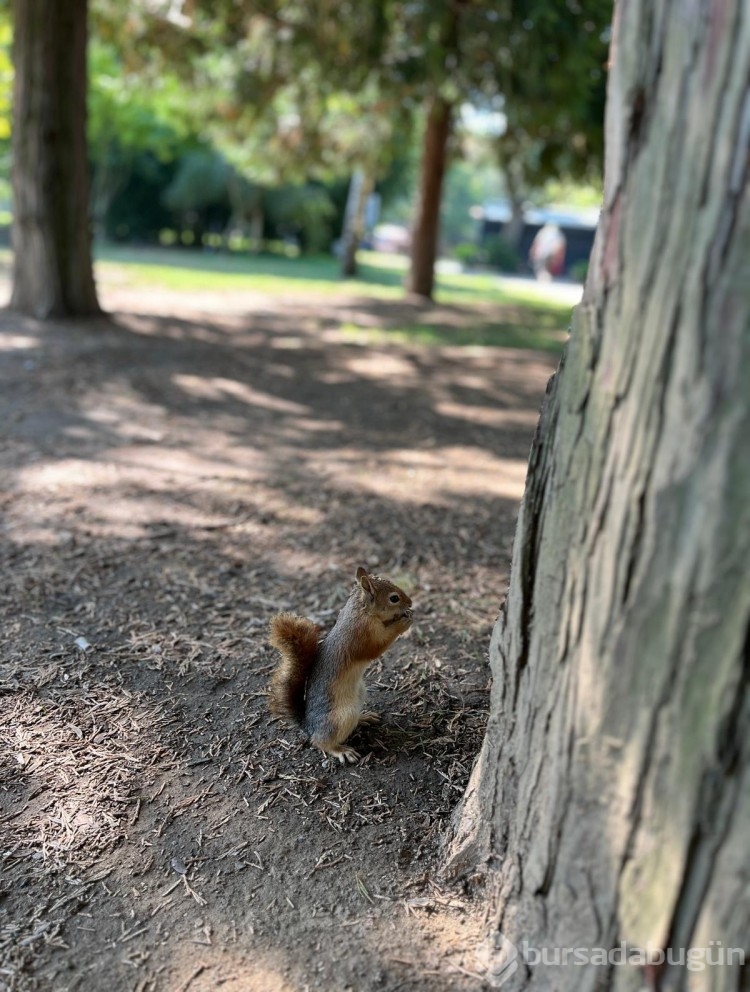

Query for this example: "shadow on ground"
[0,298,559,992]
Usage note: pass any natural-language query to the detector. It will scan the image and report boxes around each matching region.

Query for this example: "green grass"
[358,251,575,309]
[340,319,567,353]
[94,245,571,350]
[96,244,374,296]
[0,242,572,351]
[342,322,567,354]
[94,244,572,311]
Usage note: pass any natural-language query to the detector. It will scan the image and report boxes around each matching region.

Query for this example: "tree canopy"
[88,0,610,236]
[7,0,611,314]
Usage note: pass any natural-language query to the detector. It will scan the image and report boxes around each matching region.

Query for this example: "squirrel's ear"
[356,566,375,599]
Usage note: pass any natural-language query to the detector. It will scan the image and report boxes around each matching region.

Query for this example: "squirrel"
[268,566,413,764]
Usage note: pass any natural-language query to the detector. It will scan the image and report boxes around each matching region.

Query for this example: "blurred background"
[0,0,610,294]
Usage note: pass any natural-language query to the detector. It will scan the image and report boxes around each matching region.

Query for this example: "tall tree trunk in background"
[447,3,749,990]
[405,94,452,300]
[500,156,526,254]
[341,168,374,278]
[10,0,100,318]
[248,204,264,253]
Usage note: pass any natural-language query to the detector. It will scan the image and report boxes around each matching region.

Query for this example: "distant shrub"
[265,184,335,254]
[483,235,519,273]
[570,259,589,282]
[453,242,483,267]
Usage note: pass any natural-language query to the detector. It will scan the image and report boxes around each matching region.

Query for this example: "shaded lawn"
[93,244,570,302]
[93,246,573,352]
[340,316,566,353]
[0,245,574,351]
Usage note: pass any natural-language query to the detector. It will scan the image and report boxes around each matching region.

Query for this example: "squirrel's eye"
[389,593,400,604]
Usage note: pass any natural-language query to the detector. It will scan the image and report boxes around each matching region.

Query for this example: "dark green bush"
[453,242,483,266]
[483,235,520,273]
[570,259,589,282]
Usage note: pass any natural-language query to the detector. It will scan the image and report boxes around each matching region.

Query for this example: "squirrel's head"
[355,566,413,630]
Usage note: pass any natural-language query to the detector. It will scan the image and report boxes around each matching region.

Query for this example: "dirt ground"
[0,282,560,992]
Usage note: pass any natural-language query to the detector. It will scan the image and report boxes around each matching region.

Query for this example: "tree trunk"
[503,197,525,255]
[500,155,526,253]
[340,168,374,278]
[405,94,452,300]
[10,0,100,318]
[447,2,750,990]
[248,204,264,253]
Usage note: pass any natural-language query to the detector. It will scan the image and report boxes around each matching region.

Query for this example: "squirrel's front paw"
[358,711,380,726]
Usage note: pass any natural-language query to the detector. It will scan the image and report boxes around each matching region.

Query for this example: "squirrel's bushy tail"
[268,613,321,724]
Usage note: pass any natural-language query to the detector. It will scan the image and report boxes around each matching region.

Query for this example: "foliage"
[440,153,504,245]
[264,183,336,253]
[88,39,195,233]
[493,1,611,197]
[483,234,520,273]
[88,0,413,252]
[376,138,420,223]
[52,1,611,260]
[104,153,178,242]
[161,149,233,213]
[379,1,609,292]
[570,259,589,282]
[0,7,12,203]
[88,42,190,161]
[0,12,10,142]
[538,178,603,208]
[453,242,483,266]
[168,1,408,188]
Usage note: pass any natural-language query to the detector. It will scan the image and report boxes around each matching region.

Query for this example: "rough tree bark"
[447,2,750,991]
[405,94,452,300]
[10,0,100,318]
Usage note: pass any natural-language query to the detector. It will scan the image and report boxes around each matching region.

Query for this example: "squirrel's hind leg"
[317,742,360,765]
[310,720,361,765]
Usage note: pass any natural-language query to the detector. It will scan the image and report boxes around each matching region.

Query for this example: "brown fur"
[267,613,322,723]
[267,567,413,763]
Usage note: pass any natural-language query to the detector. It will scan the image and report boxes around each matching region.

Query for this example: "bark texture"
[10,0,100,318]
[448,2,750,990]
[405,95,452,300]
